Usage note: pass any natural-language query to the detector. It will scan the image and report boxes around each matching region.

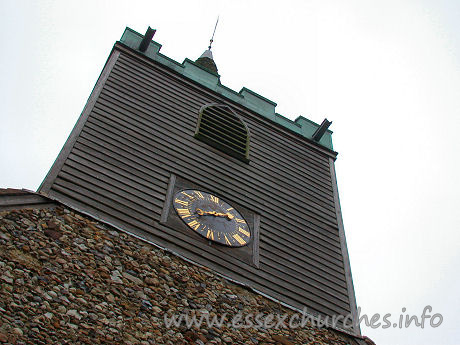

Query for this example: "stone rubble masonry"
[0,206,370,345]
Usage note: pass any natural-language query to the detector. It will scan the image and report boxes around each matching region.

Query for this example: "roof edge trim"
[119,27,333,150]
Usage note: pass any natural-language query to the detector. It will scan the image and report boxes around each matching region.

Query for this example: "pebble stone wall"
[0,206,373,345]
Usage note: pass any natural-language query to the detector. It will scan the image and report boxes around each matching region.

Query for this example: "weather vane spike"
[208,16,219,50]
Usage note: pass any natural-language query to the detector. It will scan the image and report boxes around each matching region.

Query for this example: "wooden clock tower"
[39,27,360,334]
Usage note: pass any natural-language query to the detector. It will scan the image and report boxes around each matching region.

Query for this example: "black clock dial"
[173,189,251,247]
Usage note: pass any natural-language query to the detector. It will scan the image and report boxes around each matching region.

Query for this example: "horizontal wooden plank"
[94,94,337,209]
[102,73,335,222]
[114,57,334,168]
[50,184,156,233]
[97,76,342,241]
[0,194,52,206]
[80,118,344,262]
[0,203,57,211]
[109,64,334,189]
[0,192,57,212]
[72,141,170,185]
[67,150,168,195]
[115,53,336,162]
[89,95,339,229]
[75,113,339,268]
[54,175,160,224]
[78,119,340,276]
[91,100,337,223]
[93,95,342,250]
[61,160,165,208]
[259,222,344,268]
[259,239,347,285]
[81,122,340,268]
[89,91,342,246]
[259,258,350,309]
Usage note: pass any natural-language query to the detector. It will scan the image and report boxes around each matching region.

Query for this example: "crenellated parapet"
[120,27,333,150]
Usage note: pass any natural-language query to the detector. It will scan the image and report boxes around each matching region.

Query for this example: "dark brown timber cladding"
[0,189,57,211]
[41,45,352,320]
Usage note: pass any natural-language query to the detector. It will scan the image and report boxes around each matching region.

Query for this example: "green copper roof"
[119,27,333,150]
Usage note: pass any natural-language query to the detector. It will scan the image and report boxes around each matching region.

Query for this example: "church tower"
[39,26,359,334]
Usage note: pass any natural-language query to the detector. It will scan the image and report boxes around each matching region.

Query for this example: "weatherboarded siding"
[40,44,354,323]
[0,189,57,211]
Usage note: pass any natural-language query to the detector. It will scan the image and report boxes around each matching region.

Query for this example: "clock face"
[173,189,251,247]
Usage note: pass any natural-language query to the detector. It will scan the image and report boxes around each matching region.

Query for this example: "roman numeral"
[177,208,192,218]
[233,234,246,245]
[235,218,245,223]
[181,191,193,199]
[175,199,188,206]
[238,227,250,237]
[224,235,231,246]
[194,191,204,199]
[210,195,219,204]
[187,220,201,231]
[226,207,234,211]
[206,229,214,240]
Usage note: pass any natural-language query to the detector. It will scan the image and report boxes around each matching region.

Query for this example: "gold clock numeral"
[206,229,214,240]
[188,220,201,231]
[235,218,245,223]
[238,227,250,237]
[233,234,246,245]
[175,199,188,207]
[194,191,204,199]
[181,191,193,199]
[226,207,234,211]
[224,234,231,246]
[210,195,219,204]
[177,208,192,218]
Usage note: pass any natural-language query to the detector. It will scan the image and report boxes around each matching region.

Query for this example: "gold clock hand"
[213,211,233,219]
[195,209,234,220]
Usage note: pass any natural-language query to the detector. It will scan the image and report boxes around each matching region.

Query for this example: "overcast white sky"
[1,1,459,344]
